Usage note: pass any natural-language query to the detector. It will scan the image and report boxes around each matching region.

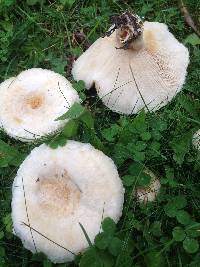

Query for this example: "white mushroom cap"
[11,141,124,263]
[0,69,80,141]
[72,17,189,114]
[135,170,161,203]
[192,130,200,150]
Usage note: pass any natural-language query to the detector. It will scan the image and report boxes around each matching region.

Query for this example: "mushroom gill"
[72,12,189,114]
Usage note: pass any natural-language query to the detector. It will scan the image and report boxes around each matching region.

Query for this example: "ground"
[0,0,200,266]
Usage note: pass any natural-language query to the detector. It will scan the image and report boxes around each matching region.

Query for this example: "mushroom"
[135,169,161,203]
[192,130,200,150]
[0,68,80,141]
[72,12,189,114]
[11,140,124,263]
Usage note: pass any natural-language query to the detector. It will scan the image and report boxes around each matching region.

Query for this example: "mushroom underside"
[72,21,189,114]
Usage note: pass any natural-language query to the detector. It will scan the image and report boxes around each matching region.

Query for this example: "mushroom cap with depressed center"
[0,68,80,141]
[72,17,189,114]
[135,169,161,203]
[11,141,124,263]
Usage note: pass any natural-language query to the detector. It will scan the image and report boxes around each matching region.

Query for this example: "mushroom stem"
[105,12,144,50]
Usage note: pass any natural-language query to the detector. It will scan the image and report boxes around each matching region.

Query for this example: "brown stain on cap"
[26,95,44,109]
[37,171,81,216]
[14,117,23,124]
[144,30,158,53]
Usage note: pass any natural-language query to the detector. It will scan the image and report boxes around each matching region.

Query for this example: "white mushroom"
[72,12,189,114]
[192,130,200,150]
[135,169,161,203]
[0,68,80,141]
[11,141,124,263]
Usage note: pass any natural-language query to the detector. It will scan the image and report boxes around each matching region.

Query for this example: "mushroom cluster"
[2,10,191,265]
[12,141,124,263]
[0,68,80,141]
[72,12,189,114]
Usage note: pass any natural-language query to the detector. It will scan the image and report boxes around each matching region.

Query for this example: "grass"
[0,0,200,266]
